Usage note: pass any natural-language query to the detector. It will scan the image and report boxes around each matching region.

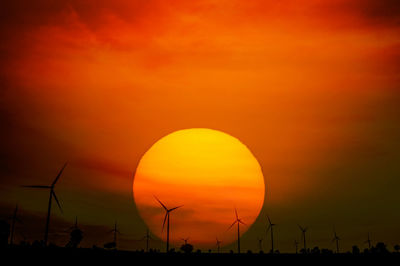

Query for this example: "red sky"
[0,0,400,252]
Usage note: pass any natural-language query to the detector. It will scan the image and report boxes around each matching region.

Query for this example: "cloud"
[344,0,400,26]
[74,157,132,178]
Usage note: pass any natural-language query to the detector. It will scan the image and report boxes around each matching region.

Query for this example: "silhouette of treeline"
[1,245,399,266]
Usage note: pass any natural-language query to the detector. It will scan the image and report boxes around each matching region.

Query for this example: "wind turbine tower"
[154,196,183,252]
[228,208,246,254]
[298,224,308,253]
[266,215,276,253]
[22,163,67,246]
[332,228,340,253]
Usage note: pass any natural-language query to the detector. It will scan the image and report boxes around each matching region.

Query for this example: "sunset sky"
[1,0,400,252]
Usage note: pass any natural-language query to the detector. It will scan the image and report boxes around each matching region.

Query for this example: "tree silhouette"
[311,246,320,254]
[180,244,194,253]
[352,245,360,254]
[66,228,83,248]
[394,244,400,253]
[375,242,389,254]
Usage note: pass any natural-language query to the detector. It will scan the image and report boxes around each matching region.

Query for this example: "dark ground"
[1,247,399,266]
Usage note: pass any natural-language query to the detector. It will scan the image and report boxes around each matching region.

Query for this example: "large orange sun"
[133,128,265,248]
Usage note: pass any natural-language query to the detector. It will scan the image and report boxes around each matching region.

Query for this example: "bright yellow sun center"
[133,128,265,247]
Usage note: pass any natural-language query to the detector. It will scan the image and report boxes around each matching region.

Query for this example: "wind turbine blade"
[162,213,168,232]
[52,163,68,186]
[235,208,238,220]
[267,225,271,232]
[297,224,304,231]
[52,191,63,213]
[227,220,237,231]
[169,205,183,212]
[267,215,272,225]
[154,195,168,210]
[239,220,246,225]
[22,185,51,189]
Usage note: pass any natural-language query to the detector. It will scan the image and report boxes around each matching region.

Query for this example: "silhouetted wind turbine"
[181,237,189,245]
[294,240,299,254]
[257,237,263,252]
[69,216,79,230]
[266,215,276,253]
[22,163,67,246]
[141,228,153,252]
[64,216,79,233]
[332,227,340,253]
[154,196,183,252]
[9,204,22,245]
[298,224,308,253]
[110,221,121,245]
[216,238,222,253]
[365,232,372,249]
[228,208,246,254]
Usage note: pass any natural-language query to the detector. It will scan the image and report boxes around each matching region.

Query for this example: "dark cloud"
[74,157,132,179]
[353,0,400,26]
[313,0,400,28]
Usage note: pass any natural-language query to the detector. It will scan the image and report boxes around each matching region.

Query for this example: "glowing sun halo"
[133,128,265,247]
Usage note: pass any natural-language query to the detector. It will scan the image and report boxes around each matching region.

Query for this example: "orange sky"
[0,0,400,252]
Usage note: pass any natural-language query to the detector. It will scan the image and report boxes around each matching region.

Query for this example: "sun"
[133,128,265,247]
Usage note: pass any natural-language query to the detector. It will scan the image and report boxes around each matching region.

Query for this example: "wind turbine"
[216,238,222,253]
[22,163,67,246]
[257,237,263,252]
[9,204,22,245]
[266,215,276,253]
[154,196,183,252]
[294,240,299,254]
[332,227,340,253]
[298,224,308,253]
[140,228,153,252]
[227,208,246,254]
[181,237,189,245]
[67,216,79,230]
[109,221,121,246]
[365,232,372,249]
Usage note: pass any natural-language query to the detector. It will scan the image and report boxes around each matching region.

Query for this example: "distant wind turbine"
[294,240,299,254]
[109,221,121,246]
[66,216,79,231]
[9,204,22,245]
[140,228,153,252]
[257,237,263,252]
[181,237,189,245]
[365,232,372,249]
[266,215,276,253]
[154,196,183,252]
[22,163,67,246]
[227,208,246,254]
[332,227,340,253]
[216,237,222,253]
[298,224,308,253]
